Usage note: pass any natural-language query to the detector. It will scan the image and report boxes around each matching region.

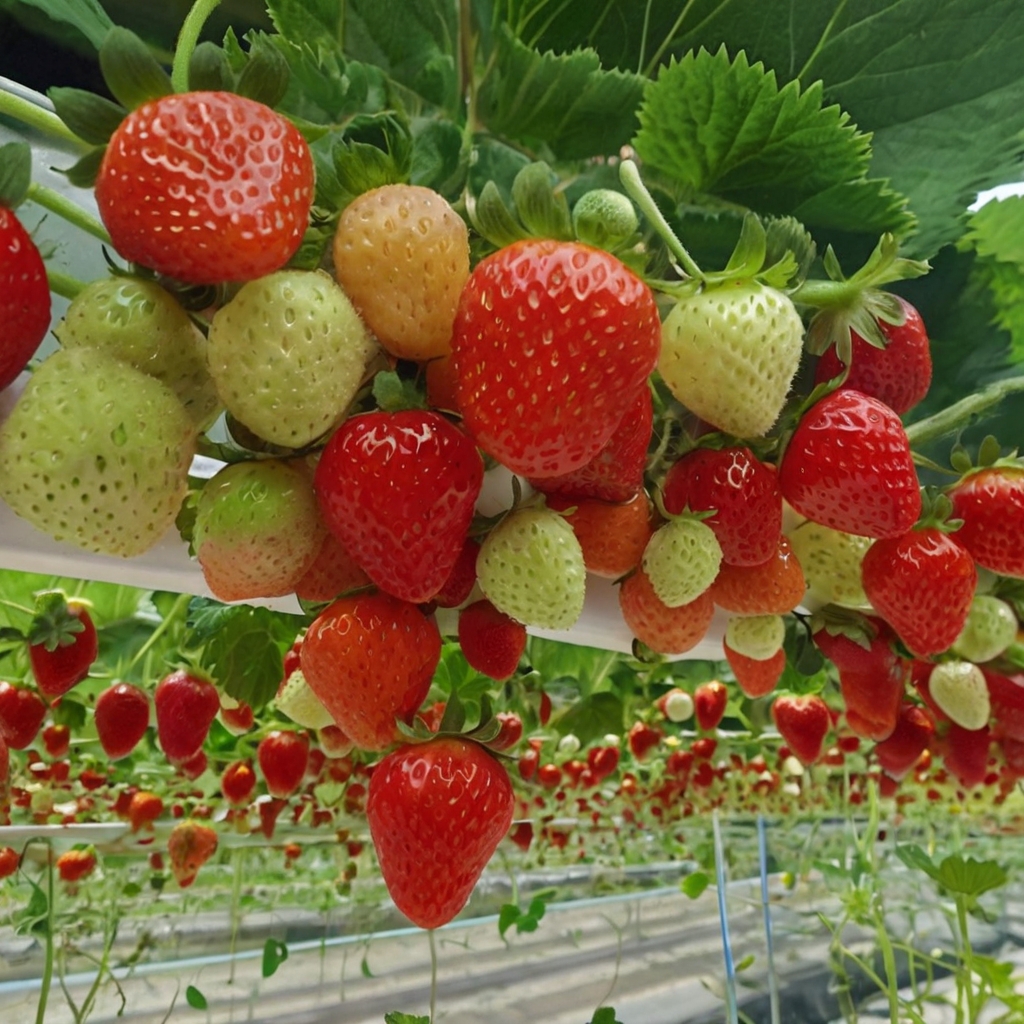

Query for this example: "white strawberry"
[929,661,990,731]
[660,280,805,437]
[55,277,221,430]
[642,516,722,607]
[786,517,874,610]
[952,595,1018,664]
[207,270,377,448]
[477,507,586,629]
[276,668,334,730]
[0,348,196,557]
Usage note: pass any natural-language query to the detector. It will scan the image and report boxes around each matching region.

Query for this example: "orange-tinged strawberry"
[725,642,786,699]
[300,593,441,751]
[167,820,218,888]
[618,569,715,655]
[293,530,371,604]
[546,492,653,579]
[709,536,806,615]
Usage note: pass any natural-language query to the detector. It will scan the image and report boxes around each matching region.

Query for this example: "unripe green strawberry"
[952,595,1018,664]
[928,661,990,731]
[0,348,196,557]
[660,280,805,437]
[275,668,334,730]
[207,270,376,448]
[786,518,873,610]
[55,278,221,430]
[725,614,785,661]
[477,507,586,629]
[642,516,722,607]
[194,459,326,602]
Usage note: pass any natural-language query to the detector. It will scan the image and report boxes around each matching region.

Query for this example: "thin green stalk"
[171,0,223,93]
[905,375,1024,447]
[124,592,190,674]
[47,269,87,301]
[35,849,55,1024]
[427,928,438,1023]
[619,159,704,281]
[26,183,111,244]
[956,896,977,1024]
[0,90,87,149]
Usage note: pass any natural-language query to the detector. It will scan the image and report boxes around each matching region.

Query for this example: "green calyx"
[469,161,573,249]
[795,233,930,359]
[27,591,88,651]
[395,691,507,753]
[913,487,963,534]
[947,435,1024,481]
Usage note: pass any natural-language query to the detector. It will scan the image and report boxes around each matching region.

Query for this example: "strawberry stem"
[427,928,438,1023]
[46,269,86,301]
[171,0,224,94]
[619,159,704,282]
[0,90,89,150]
[26,183,111,245]
[905,376,1024,448]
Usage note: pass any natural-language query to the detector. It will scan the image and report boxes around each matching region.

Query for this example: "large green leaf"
[3,0,113,50]
[266,0,342,52]
[964,196,1024,268]
[633,48,910,237]
[344,0,459,112]
[553,692,624,746]
[476,26,644,160]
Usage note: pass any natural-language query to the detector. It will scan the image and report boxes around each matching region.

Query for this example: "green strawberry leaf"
[497,903,521,939]
[895,843,942,883]
[261,938,289,978]
[185,986,207,1010]
[384,1013,430,1024]
[934,855,1007,900]
[235,34,291,109]
[266,0,343,52]
[964,196,1024,269]
[681,871,710,899]
[184,599,304,712]
[0,142,32,210]
[552,692,623,746]
[410,117,466,196]
[5,0,114,50]
[188,41,236,93]
[343,0,460,113]
[476,26,644,161]
[589,1007,624,1024]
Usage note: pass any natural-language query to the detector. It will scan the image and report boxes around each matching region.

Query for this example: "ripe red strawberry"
[861,528,977,657]
[127,791,164,832]
[315,410,483,604]
[333,184,470,362]
[709,536,806,615]
[628,721,663,760]
[984,670,1024,742]
[221,761,257,805]
[56,847,96,884]
[42,724,71,759]
[366,737,514,929]
[452,239,660,478]
[873,702,934,780]
[491,711,524,752]
[458,600,526,680]
[529,386,653,503]
[154,671,220,763]
[432,536,480,608]
[0,682,46,750]
[618,568,715,655]
[546,491,653,579]
[779,390,921,539]
[219,700,254,736]
[258,731,310,798]
[814,297,932,415]
[293,531,371,604]
[663,447,782,566]
[167,820,218,888]
[27,595,98,702]
[694,681,729,731]
[772,695,830,766]
[948,466,1024,578]
[95,92,313,284]
[940,723,990,789]
[725,642,785,699]
[94,683,150,760]
[0,846,18,879]
[300,592,441,750]
[0,205,50,392]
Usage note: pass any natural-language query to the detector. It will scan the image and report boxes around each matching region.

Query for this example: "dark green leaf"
[122,881,142,897]
[6,0,114,49]
[681,871,710,899]
[498,903,520,939]
[935,855,1007,899]
[184,599,303,711]
[0,142,32,209]
[15,880,49,937]
[185,986,207,1010]
[736,953,756,972]
[476,26,644,161]
[98,27,173,110]
[965,196,1024,269]
[0,626,25,644]
[360,953,373,977]
[410,117,465,197]
[384,1013,431,1024]
[47,88,126,146]
[894,843,942,883]
[266,0,343,53]
[589,1008,624,1024]
[552,692,623,746]
[344,0,459,111]
[261,937,289,978]
[51,694,87,730]
[235,36,291,109]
